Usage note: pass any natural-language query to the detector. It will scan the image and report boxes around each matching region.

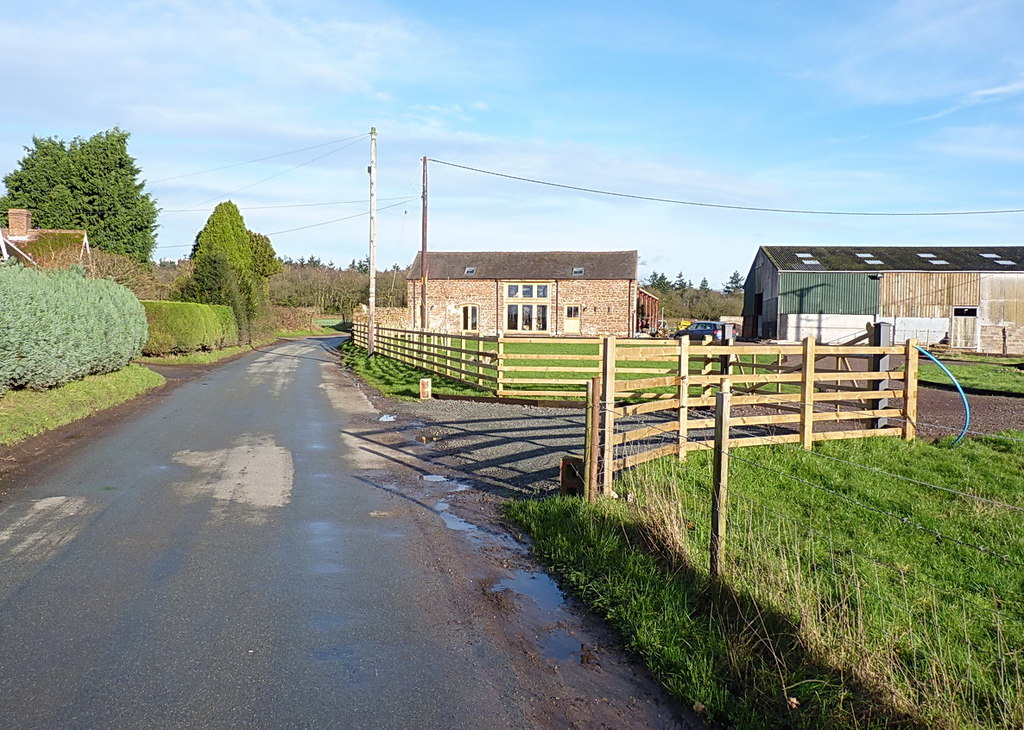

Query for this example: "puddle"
[420,474,448,482]
[448,482,472,492]
[434,499,479,534]
[540,628,582,661]
[492,569,565,610]
[378,415,396,422]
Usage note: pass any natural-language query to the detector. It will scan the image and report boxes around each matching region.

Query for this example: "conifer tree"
[0,128,158,262]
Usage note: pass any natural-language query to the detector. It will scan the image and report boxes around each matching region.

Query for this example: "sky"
[2,0,1024,286]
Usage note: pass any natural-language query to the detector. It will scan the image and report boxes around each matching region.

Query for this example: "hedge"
[0,263,148,395]
[141,301,239,356]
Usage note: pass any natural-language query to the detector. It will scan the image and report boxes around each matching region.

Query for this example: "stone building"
[405,250,659,337]
[0,208,89,263]
[743,245,1024,352]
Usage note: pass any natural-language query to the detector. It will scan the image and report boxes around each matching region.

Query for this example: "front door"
[564,305,581,335]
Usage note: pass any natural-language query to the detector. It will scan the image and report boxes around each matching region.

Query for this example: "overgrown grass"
[505,435,1024,729]
[0,365,166,446]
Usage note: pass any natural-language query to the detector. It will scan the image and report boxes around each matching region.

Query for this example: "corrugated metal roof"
[406,250,638,280]
[762,246,1024,272]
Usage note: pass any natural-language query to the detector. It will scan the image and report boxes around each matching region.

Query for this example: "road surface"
[0,338,691,729]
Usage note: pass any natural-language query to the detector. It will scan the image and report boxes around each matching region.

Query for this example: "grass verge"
[0,365,166,446]
[137,338,278,366]
[338,339,486,399]
[504,434,1024,729]
[919,359,1024,395]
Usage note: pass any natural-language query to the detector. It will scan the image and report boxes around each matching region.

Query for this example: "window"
[980,253,1000,258]
[521,284,534,298]
[796,253,812,258]
[865,259,884,265]
[464,266,477,275]
[507,284,519,298]
[461,305,478,332]
[996,260,1016,266]
[506,303,549,332]
[953,307,978,317]
[536,284,549,298]
[565,305,580,319]
[855,253,872,258]
[929,259,950,265]
[571,266,584,275]
[917,253,935,258]
[506,282,552,300]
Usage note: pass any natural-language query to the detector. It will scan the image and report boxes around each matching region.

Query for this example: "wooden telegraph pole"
[367,127,377,356]
[420,156,428,330]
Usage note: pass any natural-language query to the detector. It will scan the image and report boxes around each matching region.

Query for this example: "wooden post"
[701,335,714,397]
[710,380,732,579]
[800,336,816,450]
[775,353,783,394]
[600,336,617,496]
[585,377,601,503]
[903,338,919,441]
[496,338,505,397]
[678,337,689,460]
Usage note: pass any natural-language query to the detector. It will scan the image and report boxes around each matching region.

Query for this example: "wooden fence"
[586,336,918,497]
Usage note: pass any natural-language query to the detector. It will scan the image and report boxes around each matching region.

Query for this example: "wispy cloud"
[917,77,1024,121]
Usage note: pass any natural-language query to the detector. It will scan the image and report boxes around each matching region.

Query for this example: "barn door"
[949,307,979,350]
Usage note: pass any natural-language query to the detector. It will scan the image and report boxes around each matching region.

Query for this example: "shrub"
[0,263,147,395]
[141,301,238,355]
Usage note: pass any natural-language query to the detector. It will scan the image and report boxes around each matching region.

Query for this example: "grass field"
[338,339,485,399]
[504,434,1024,729]
[0,365,166,446]
[919,358,1024,395]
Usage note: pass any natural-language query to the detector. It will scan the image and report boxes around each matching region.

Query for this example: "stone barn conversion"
[406,250,659,337]
[743,245,1024,352]
[0,208,89,263]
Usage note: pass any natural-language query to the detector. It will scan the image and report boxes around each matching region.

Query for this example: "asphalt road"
[0,339,551,729]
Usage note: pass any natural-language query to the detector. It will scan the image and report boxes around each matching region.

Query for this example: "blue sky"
[2,0,1023,286]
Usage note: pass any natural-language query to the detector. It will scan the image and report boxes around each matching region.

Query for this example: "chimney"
[8,209,31,238]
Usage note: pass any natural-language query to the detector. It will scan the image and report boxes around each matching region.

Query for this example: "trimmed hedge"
[0,263,148,395]
[141,301,239,356]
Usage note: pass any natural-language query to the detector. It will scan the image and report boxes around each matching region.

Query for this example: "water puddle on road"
[420,474,449,482]
[540,628,583,661]
[492,569,565,611]
[434,499,479,534]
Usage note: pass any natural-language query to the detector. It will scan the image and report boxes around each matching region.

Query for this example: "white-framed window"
[565,305,581,319]
[461,304,479,332]
[505,282,550,299]
[504,281,552,332]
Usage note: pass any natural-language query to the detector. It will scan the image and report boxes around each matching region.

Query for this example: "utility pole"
[420,155,428,330]
[367,127,377,356]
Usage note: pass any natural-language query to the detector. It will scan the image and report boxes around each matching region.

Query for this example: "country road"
[0,337,694,729]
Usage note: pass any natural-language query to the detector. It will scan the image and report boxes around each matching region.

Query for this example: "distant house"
[406,250,659,337]
[743,245,1024,352]
[0,208,88,263]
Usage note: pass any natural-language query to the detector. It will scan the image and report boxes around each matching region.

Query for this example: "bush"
[141,301,238,356]
[0,263,148,395]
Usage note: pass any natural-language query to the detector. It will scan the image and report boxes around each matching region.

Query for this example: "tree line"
[644,269,745,323]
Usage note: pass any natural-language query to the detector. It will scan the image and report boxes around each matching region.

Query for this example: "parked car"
[673,320,728,341]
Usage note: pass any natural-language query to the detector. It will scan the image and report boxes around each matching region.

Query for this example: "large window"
[504,281,552,332]
[461,304,479,332]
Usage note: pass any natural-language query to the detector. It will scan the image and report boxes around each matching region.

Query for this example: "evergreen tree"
[722,270,745,295]
[698,277,711,292]
[0,128,158,262]
[646,271,672,292]
[672,272,692,292]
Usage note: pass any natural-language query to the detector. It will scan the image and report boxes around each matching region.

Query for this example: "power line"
[149,133,369,184]
[161,197,409,213]
[266,199,411,236]
[428,158,1024,217]
[187,138,367,209]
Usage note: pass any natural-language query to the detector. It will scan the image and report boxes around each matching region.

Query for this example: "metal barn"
[742,246,1024,352]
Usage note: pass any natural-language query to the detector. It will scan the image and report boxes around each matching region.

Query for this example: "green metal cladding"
[777,272,879,315]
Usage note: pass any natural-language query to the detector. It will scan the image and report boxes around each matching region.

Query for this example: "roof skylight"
[996,260,1016,266]
[929,260,950,265]
[865,259,884,265]
[795,253,812,258]
[918,253,936,258]
[980,253,1000,258]
[464,266,477,275]
[571,266,585,275]
[804,259,821,265]
[855,253,872,258]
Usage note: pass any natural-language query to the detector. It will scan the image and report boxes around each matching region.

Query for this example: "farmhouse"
[0,208,88,263]
[743,245,1024,352]
[406,250,659,337]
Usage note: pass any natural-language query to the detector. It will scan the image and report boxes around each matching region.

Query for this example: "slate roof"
[406,250,638,280]
[762,246,1024,273]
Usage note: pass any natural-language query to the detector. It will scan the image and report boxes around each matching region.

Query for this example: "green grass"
[0,365,166,446]
[919,359,1024,395]
[137,343,259,366]
[504,435,1024,729]
[338,339,485,399]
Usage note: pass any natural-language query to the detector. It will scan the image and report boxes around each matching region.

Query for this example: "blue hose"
[914,345,970,445]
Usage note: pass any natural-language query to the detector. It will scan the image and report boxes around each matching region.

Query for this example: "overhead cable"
[428,158,1024,216]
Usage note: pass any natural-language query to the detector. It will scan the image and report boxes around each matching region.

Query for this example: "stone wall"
[406,278,634,336]
[980,325,1024,355]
